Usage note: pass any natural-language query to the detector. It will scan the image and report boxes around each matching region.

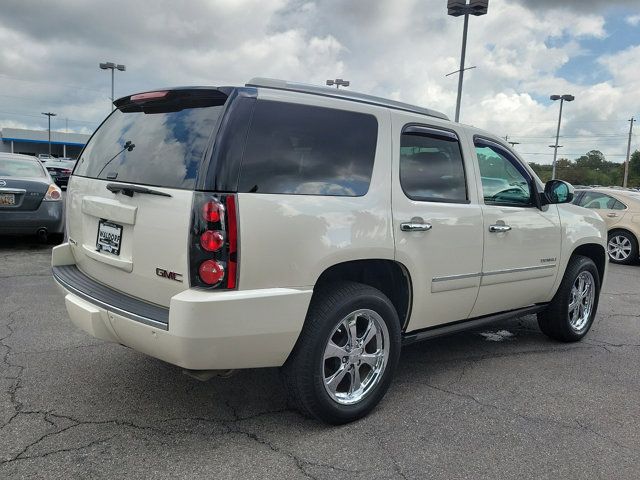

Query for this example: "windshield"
[0,158,47,178]
[75,98,225,189]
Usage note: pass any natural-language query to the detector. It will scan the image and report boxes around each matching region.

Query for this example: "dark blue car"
[0,153,64,240]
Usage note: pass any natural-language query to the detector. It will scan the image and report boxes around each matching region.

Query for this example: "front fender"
[550,204,607,298]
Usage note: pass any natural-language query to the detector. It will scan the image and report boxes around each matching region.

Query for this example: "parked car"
[36,153,56,162]
[573,187,640,264]
[0,152,63,240]
[52,79,607,424]
[42,157,76,188]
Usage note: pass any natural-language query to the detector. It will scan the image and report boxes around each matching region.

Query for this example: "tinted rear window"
[75,95,225,189]
[0,158,47,178]
[238,101,378,196]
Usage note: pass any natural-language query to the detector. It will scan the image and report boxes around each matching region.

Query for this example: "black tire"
[538,255,600,342]
[282,281,401,424]
[607,230,638,265]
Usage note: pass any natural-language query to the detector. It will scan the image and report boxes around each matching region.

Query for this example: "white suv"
[52,79,607,424]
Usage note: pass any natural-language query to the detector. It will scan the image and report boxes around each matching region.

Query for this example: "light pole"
[41,112,57,156]
[447,0,489,122]
[99,62,126,110]
[326,78,350,89]
[549,94,574,179]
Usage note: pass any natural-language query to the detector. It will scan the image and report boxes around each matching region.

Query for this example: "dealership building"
[0,128,90,159]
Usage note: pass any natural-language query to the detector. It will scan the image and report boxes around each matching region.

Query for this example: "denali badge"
[540,257,556,263]
[156,268,183,282]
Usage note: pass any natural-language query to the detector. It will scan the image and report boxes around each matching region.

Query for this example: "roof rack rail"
[246,78,450,121]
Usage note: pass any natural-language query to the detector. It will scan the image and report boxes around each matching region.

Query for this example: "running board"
[402,304,547,346]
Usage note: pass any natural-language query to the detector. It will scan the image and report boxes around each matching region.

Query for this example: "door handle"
[400,222,433,232]
[607,213,617,218]
[489,224,512,233]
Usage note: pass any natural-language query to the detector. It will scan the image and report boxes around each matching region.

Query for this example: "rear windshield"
[75,94,225,189]
[0,158,47,178]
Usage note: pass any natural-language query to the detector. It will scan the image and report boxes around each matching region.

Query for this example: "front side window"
[399,128,467,202]
[474,141,532,206]
[238,101,378,196]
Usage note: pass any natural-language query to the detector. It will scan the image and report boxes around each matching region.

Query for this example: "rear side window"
[400,128,467,203]
[75,94,226,189]
[238,101,378,196]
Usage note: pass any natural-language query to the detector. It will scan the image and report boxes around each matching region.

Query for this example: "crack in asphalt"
[0,308,25,430]
[584,339,640,349]
[223,399,363,478]
[10,435,117,464]
[17,342,105,356]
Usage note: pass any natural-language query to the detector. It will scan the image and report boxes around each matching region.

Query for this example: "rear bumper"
[0,200,64,235]
[51,243,313,370]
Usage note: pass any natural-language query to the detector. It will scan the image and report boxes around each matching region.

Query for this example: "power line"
[519,152,629,156]
[511,134,631,139]
[0,109,98,125]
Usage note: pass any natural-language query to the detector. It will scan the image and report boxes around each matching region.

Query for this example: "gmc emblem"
[156,268,183,282]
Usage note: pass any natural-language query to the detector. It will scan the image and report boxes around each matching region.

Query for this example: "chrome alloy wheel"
[568,271,595,332]
[322,309,389,405]
[608,235,632,261]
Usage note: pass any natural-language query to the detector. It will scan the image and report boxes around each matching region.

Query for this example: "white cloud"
[626,14,640,26]
[0,0,637,165]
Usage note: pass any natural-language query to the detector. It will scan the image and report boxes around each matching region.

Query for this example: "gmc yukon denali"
[52,78,607,424]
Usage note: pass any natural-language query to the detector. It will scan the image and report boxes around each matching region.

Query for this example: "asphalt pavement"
[1,237,639,479]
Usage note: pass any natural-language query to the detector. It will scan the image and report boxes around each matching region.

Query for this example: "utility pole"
[623,117,635,188]
[41,112,57,156]
[550,94,575,179]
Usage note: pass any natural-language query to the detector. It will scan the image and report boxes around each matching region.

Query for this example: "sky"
[0,0,638,164]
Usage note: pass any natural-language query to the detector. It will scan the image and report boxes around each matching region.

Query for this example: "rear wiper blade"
[106,183,171,198]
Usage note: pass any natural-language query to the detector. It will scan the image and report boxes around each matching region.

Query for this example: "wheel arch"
[608,227,639,244]
[571,243,606,282]
[312,259,413,331]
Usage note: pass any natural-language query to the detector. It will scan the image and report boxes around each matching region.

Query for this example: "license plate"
[0,194,15,205]
[96,220,123,256]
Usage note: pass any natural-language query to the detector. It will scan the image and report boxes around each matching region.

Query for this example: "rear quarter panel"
[236,90,394,289]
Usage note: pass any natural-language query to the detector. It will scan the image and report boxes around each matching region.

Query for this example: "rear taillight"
[200,230,224,252]
[189,193,238,289]
[44,184,62,201]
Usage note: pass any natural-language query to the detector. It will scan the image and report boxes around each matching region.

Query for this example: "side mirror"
[544,179,574,204]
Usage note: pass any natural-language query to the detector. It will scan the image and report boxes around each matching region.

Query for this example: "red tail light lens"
[200,230,224,252]
[199,260,225,285]
[202,200,222,222]
[225,195,238,289]
[189,193,238,290]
